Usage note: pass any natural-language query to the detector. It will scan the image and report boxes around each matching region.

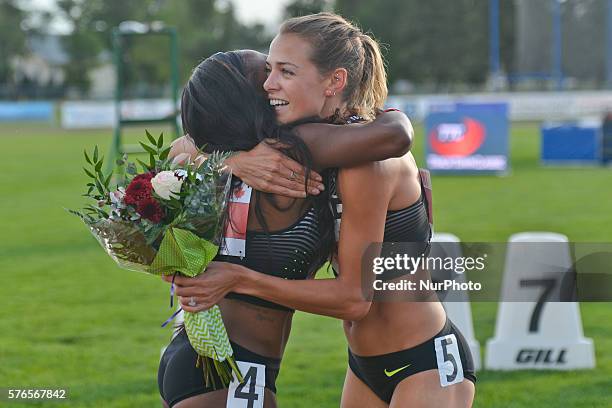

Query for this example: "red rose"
[124,174,154,205]
[136,197,165,223]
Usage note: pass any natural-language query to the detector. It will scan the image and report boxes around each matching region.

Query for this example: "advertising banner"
[425,102,509,174]
[0,101,54,121]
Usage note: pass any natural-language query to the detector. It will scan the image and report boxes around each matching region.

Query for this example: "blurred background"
[1,0,611,407]
[2,0,611,99]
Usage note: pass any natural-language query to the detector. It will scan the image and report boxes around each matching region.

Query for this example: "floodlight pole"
[111,28,123,172]
[489,0,501,77]
[106,25,181,173]
[607,0,612,88]
[551,0,563,91]
[169,27,180,126]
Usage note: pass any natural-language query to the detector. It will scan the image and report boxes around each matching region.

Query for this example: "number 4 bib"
[226,361,265,408]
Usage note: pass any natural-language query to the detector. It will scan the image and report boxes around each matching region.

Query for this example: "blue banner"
[0,101,54,121]
[541,124,601,164]
[425,102,509,174]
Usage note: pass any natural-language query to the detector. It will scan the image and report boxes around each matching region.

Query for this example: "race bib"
[219,183,252,258]
[434,334,464,387]
[226,361,265,408]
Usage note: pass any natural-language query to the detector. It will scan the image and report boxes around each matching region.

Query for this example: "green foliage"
[135,130,172,173]
[334,0,516,88]
[73,129,230,248]
[0,0,26,84]
[54,0,106,95]
[77,145,111,220]
[283,0,332,19]
[41,0,273,94]
[183,152,230,240]
[156,0,271,82]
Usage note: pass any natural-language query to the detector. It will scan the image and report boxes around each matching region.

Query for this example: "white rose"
[151,171,184,200]
[174,169,203,181]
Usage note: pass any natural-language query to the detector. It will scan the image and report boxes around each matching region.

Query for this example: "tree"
[157,0,271,82]
[36,0,273,96]
[0,0,27,86]
[334,0,516,90]
[56,0,106,95]
[283,0,332,19]
[56,0,174,96]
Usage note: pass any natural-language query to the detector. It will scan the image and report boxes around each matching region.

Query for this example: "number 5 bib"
[434,334,464,387]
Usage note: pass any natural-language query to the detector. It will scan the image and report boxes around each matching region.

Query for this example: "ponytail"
[352,33,387,119]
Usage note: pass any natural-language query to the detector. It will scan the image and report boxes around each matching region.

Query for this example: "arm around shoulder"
[293,110,414,169]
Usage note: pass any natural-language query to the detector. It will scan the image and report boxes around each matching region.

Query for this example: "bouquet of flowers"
[69,131,242,387]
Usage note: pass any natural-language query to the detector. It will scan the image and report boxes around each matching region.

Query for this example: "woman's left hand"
[161,262,241,313]
[225,140,324,197]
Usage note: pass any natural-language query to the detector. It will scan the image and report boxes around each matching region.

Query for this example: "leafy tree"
[157,0,270,82]
[334,0,516,89]
[16,0,277,96]
[0,0,27,85]
[56,0,106,95]
[283,0,332,19]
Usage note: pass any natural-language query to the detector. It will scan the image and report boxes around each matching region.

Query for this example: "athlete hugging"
[159,12,475,408]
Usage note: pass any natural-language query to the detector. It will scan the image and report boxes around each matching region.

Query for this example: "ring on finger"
[290,170,297,180]
[188,296,197,307]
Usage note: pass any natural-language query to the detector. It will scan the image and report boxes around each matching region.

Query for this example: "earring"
[333,91,336,96]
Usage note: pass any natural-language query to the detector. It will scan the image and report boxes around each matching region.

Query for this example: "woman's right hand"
[225,139,324,198]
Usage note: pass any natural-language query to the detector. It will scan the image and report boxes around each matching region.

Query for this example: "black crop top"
[217,205,323,311]
[328,169,431,241]
[329,115,432,275]
[328,168,432,281]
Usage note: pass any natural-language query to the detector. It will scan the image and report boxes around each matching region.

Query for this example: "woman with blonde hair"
[180,13,476,407]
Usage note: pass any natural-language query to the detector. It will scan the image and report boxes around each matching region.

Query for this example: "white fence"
[60,99,177,129]
[386,90,612,122]
[34,90,612,129]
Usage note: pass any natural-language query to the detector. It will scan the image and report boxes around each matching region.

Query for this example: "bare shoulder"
[338,157,401,184]
[337,160,396,204]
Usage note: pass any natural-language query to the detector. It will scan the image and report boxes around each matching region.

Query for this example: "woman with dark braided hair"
[189,13,476,407]
[157,49,414,407]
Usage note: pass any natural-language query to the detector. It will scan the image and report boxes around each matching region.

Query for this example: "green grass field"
[1,122,611,407]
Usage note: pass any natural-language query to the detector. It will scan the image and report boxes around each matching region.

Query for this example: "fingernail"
[310,188,320,195]
[318,184,325,191]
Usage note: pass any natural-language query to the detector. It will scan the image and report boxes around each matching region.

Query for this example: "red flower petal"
[125,177,153,206]
[136,198,164,223]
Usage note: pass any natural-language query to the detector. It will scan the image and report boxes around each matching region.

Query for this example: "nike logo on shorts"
[384,364,411,377]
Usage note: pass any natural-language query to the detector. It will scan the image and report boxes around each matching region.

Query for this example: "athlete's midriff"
[214,193,318,360]
[219,298,293,359]
[343,295,446,356]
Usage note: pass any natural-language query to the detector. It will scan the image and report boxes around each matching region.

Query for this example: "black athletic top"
[328,114,432,281]
[384,199,431,243]
[218,205,323,311]
[328,169,431,281]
